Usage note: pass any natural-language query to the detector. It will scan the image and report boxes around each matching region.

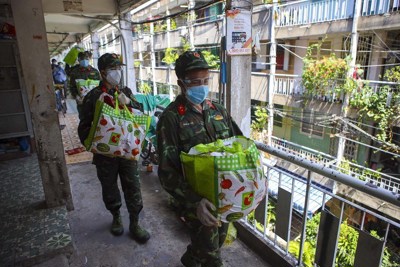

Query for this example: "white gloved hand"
[196,198,219,227]
[118,92,131,105]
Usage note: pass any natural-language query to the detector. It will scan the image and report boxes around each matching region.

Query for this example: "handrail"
[255,141,400,208]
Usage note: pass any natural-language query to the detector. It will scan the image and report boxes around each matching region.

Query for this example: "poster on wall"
[226,9,252,56]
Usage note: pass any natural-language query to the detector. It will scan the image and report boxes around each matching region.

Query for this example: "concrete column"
[267,1,277,145]
[226,0,252,137]
[336,0,362,165]
[91,32,100,70]
[120,12,136,91]
[11,0,73,210]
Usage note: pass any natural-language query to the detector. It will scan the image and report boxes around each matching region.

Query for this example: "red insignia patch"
[193,52,200,58]
[178,104,186,115]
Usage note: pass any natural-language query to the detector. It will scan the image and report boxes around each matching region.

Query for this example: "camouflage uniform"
[68,65,100,98]
[157,94,242,267]
[78,82,144,220]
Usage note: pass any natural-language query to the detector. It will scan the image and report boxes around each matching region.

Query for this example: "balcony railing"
[242,142,400,266]
[271,136,400,194]
[277,0,399,27]
[277,0,354,27]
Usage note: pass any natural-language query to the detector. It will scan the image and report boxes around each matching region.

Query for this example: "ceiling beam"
[42,0,116,15]
[46,22,89,33]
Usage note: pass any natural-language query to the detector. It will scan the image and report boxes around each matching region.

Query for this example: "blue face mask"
[79,59,89,67]
[186,85,209,105]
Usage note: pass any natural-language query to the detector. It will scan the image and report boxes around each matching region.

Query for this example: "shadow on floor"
[43,162,269,267]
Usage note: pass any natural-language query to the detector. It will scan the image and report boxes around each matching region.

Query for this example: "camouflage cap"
[98,53,125,71]
[175,51,210,79]
[78,51,92,59]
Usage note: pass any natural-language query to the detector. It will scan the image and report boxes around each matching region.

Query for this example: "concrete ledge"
[235,221,295,267]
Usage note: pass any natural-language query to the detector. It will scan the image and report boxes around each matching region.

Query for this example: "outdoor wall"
[272,106,292,141]
[289,107,331,154]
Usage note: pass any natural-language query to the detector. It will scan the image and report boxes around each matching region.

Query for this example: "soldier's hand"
[196,198,219,227]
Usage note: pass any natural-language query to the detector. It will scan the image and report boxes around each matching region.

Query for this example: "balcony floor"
[0,154,271,267]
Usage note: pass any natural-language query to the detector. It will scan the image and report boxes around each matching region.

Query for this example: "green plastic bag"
[180,136,267,223]
[76,79,100,97]
[84,92,151,160]
[224,223,237,246]
[63,46,84,66]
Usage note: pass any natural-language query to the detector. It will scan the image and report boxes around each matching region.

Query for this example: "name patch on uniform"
[182,121,195,127]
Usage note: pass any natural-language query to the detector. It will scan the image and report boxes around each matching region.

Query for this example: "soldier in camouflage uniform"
[156,51,242,267]
[77,53,150,243]
[68,51,100,114]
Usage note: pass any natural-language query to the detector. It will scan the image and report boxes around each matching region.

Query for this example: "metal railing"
[271,136,400,194]
[276,0,399,27]
[276,0,354,27]
[242,142,400,267]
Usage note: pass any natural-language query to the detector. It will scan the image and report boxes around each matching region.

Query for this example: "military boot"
[180,252,201,267]
[110,211,124,236]
[129,216,150,243]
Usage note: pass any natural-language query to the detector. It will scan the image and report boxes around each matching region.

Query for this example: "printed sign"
[226,9,252,56]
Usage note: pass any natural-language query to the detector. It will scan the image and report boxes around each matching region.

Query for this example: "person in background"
[156,51,242,267]
[68,51,100,114]
[51,58,57,70]
[77,53,150,243]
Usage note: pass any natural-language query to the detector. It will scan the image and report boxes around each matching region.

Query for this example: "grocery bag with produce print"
[84,92,151,160]
[180,136,267,223]
[76,79,100,98]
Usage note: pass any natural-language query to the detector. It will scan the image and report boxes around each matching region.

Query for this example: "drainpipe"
[267,1,277,146]
[336,0,362,165]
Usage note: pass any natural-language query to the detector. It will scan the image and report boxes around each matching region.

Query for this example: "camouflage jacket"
[77,82,142,146]
[156,94,242,209]
[68,65,100,98]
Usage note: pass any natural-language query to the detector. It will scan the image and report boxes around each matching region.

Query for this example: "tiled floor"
[0,155,73,266]
[59,113,92,165]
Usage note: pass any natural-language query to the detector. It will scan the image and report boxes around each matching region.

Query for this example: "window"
[342,35,372,79]
[154,51,166,67]
[329,131,358,161]
[252,42,285,72]
[301,109,323,137]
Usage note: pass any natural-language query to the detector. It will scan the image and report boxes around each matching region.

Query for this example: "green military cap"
[98,53,125,71]
[78,51,92,59]
[175,51,210,79]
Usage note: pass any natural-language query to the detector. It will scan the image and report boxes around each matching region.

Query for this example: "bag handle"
[195,140,245,154]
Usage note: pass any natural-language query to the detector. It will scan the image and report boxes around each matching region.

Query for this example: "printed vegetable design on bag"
[84,92,150,160]
[180,136,268,223]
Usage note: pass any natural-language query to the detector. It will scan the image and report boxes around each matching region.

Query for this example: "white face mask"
[106,69,122,86]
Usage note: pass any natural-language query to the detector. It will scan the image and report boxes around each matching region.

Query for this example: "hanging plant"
[302,42,351,97]
[162,48,179,65]
[201,50,220,69]
[139,82,152,95]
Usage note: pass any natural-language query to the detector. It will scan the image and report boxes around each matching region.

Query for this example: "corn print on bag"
[180,136,267,223]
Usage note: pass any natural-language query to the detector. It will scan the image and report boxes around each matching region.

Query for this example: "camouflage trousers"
[183,213,228,267]
[93,154,143,217]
